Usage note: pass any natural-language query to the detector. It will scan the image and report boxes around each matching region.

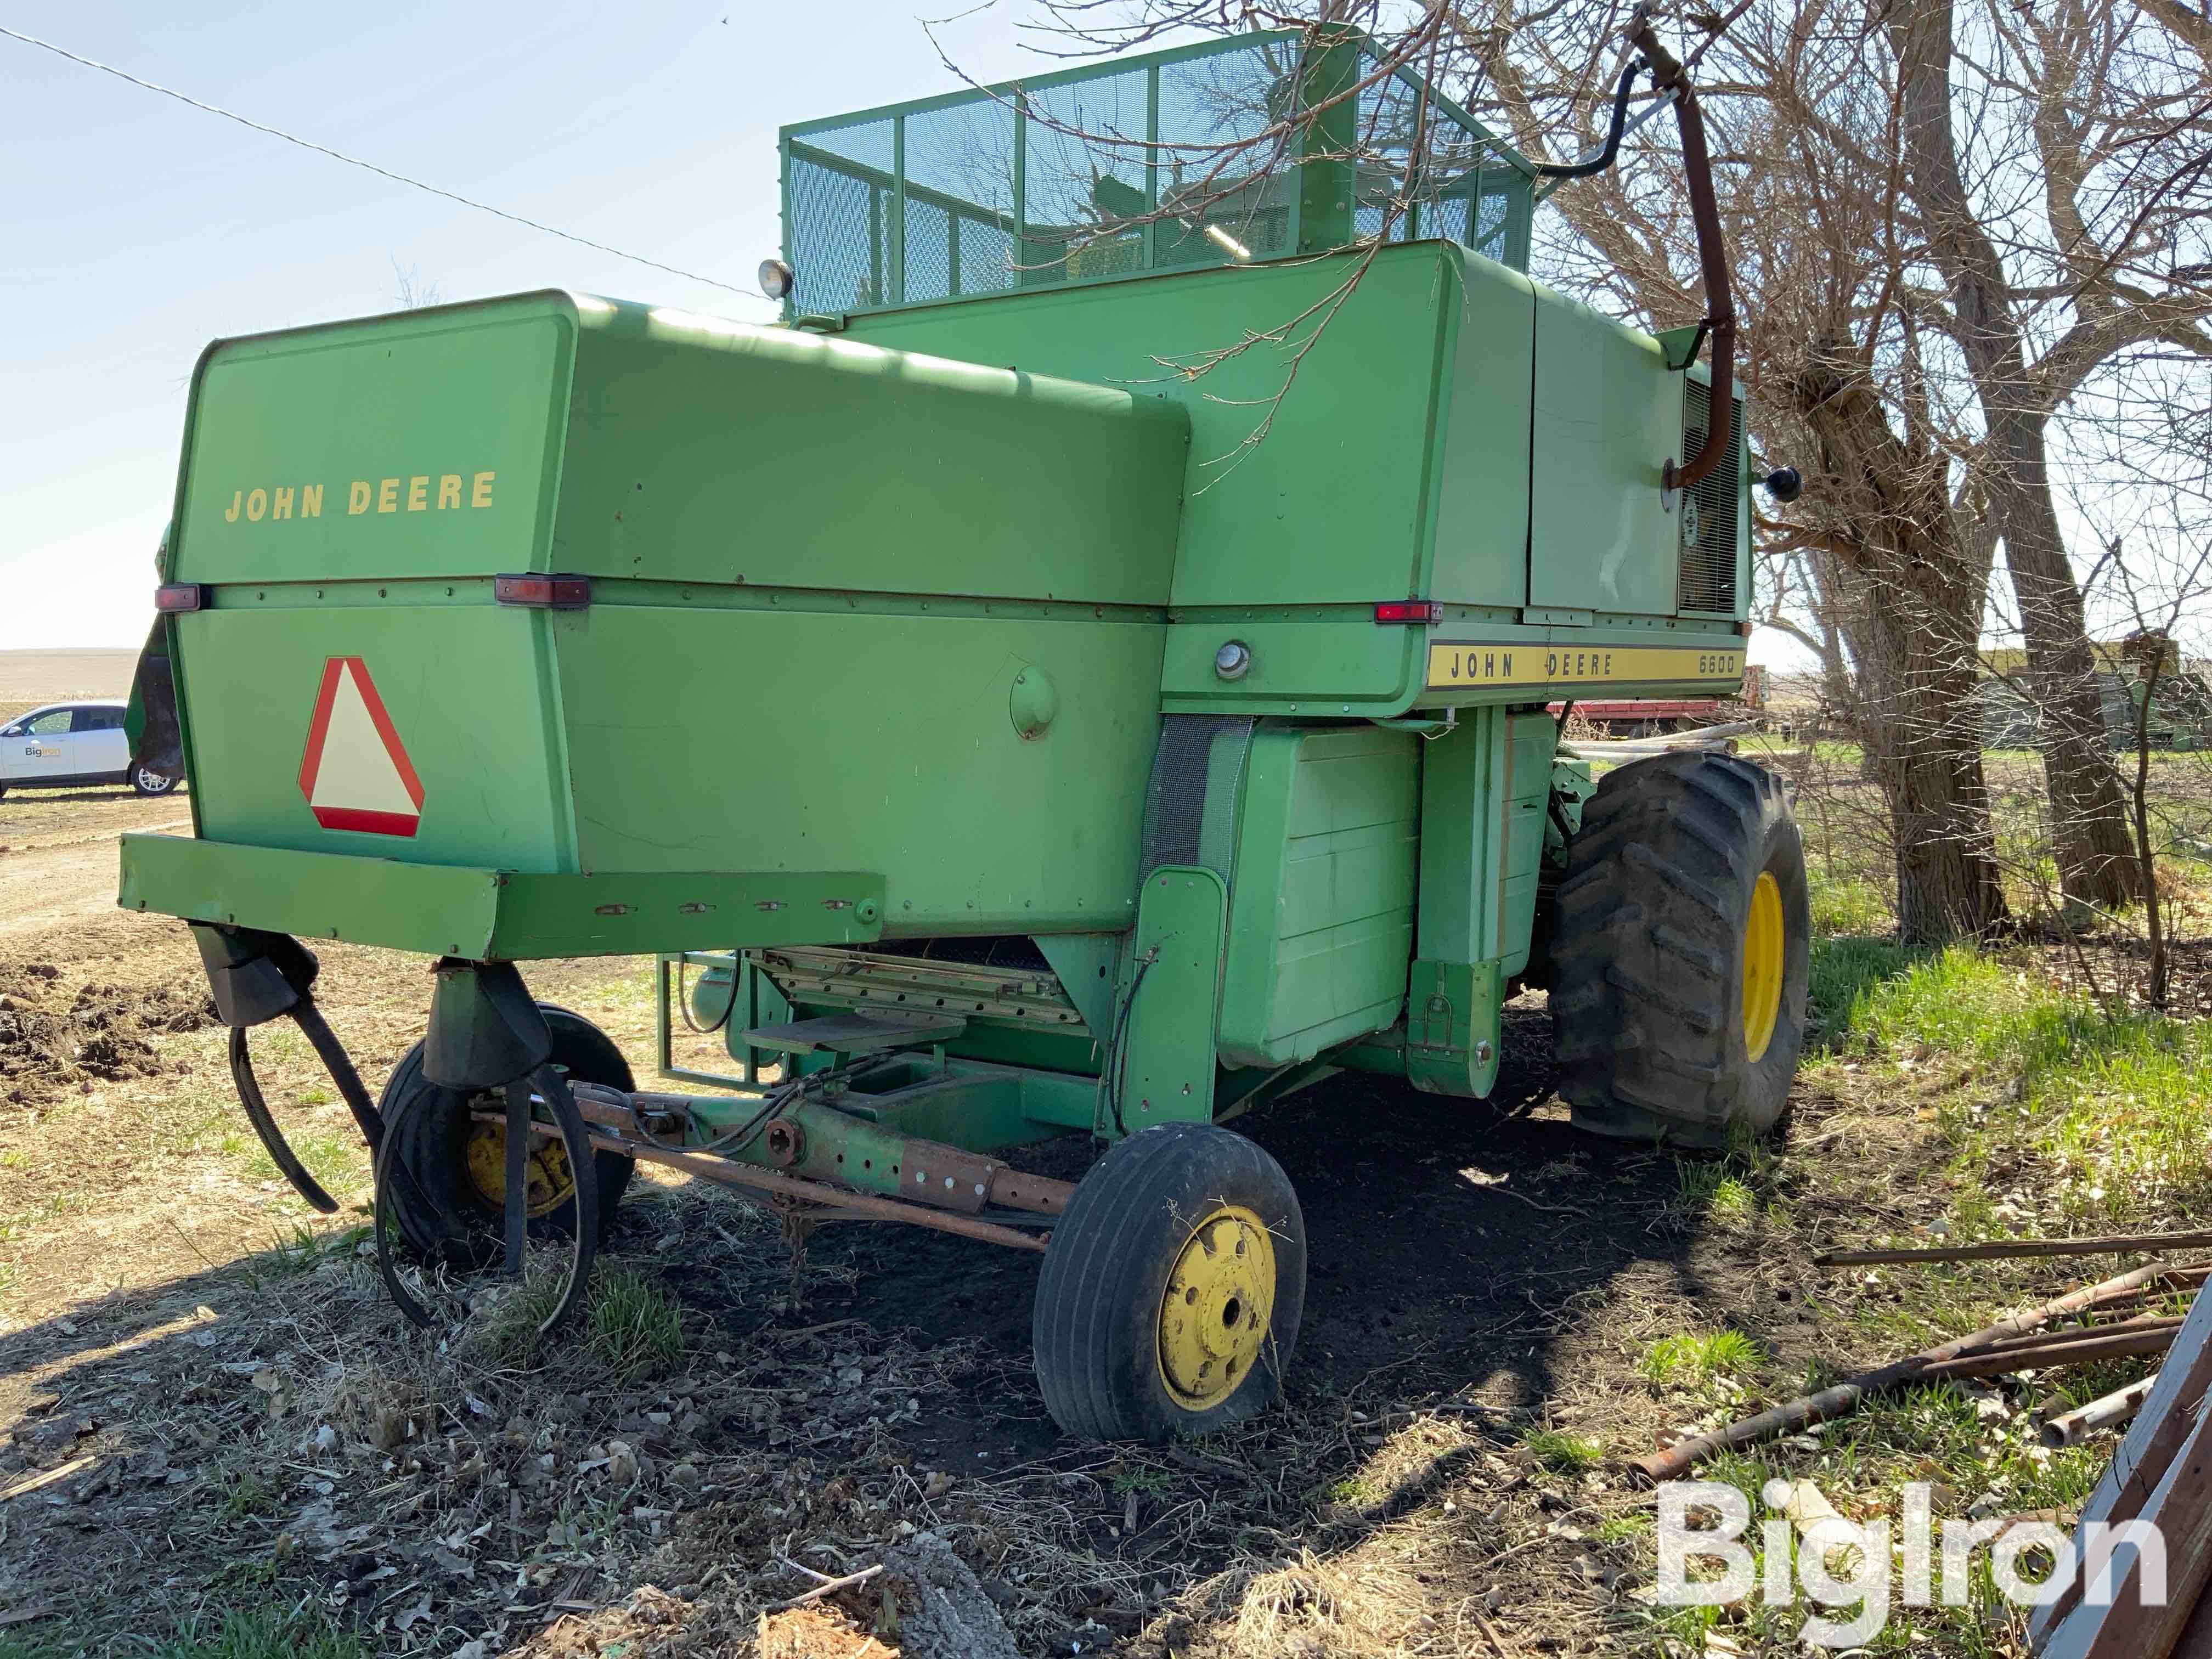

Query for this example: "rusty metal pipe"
[602,1133,1050,1252]
[1628,12,1734,495]
[2039,1373,2160,1449]
[470,1106,1052,1251]
[1631,1261,2178,1482]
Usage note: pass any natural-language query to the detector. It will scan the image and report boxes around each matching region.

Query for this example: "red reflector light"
[154,583,207,613]
[1373,600,1440,624]
[493,573,591,609]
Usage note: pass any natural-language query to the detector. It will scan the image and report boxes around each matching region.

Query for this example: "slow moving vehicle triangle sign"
[297,657,425,837]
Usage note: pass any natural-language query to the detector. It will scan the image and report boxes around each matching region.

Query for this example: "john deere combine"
[121,21,1808,1441]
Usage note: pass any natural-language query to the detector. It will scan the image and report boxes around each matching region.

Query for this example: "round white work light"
[758,259,795,302]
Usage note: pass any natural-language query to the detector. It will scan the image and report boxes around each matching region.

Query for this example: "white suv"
[0,701,178,799]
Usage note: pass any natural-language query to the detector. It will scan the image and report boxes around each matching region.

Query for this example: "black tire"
[1034,1122,1306,1443]
[379,1003,635,1266]
[1548,751,1809,1148]
[130,765,178,796]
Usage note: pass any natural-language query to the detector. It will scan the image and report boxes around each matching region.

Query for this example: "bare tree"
[391,256,442,310]
[1015,0,2212,941]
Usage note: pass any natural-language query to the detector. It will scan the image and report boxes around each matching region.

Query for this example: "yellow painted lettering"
[301,484,323,518]
[472,471,495,508]
[378,478,399,513]
[437,474,461,510]
[348,481,371,515]
[407,475,428,511]
[245,488,267,522]
[223,490,241,523]
[272,486,294,521]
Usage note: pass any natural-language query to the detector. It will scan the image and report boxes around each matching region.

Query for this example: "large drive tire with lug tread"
[1034,1122,1306,1443]
[1548,751,1809,1148]
[379,1003,636,1266]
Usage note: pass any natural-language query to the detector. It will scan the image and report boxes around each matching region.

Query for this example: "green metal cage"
[778,31,1537,316]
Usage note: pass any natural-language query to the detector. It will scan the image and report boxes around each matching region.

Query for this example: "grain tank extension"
[121,21,1811,1440]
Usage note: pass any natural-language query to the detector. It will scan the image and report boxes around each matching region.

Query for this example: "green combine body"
[120,29,1809,1442]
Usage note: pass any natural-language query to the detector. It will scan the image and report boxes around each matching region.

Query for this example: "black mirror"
[1762,466,1803,504]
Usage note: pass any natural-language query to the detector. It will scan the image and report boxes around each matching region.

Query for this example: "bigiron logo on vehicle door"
[297,658,425,837]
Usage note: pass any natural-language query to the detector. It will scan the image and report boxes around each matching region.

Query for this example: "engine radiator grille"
[1139,716,1256,881]
[1678,379,1743,615]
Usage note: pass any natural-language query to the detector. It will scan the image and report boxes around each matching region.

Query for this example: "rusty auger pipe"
[1628,8,1735,495]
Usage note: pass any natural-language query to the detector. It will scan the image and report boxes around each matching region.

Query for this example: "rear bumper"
[117,834,884,960]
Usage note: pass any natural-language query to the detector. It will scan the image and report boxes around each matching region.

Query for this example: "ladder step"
[741,1011,968,1056]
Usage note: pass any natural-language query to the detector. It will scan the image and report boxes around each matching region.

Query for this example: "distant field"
[0,647,138,704]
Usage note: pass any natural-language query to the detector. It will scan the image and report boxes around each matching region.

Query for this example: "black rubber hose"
[228,1026,338,1215]
[373,1081,440,1329]
[290,996,386,1153]
[373,1063,599,1337]
[1532,57,1644,181]
[525,1062,599,1338]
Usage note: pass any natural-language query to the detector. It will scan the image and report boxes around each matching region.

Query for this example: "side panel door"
[72,706,129,780]
[11,708,77,782]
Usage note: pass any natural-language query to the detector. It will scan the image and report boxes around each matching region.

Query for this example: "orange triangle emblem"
[297,657,425,837]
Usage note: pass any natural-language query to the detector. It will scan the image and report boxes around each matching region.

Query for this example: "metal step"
[740,1010,968,1057]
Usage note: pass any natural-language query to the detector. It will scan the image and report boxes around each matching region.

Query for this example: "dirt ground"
[0,738,2183,1656]
[0,821,1801,1657]
[0,649,137,704]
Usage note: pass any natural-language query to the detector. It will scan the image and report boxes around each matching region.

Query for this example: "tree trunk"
[1890,0,2145,910]
[1985,413,2146,908]
[1793,348,2010,943]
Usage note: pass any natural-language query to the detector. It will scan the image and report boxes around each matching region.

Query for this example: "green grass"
[1809,873,1893,937]
[1807,935,1921,1049]
[213,1469,273,1523]
[153,1609,370,1659]
[1640,1328,1763,1389]
[1521,1426,1605,1474]
[1111,1462,1174,1496]
[1833,946,2212,1229]
[241,1129,363,1197]
[586,1268,686,1381]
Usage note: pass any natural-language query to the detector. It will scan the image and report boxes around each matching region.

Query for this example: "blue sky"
[1,0,1055,650]
[3,3,1836,670]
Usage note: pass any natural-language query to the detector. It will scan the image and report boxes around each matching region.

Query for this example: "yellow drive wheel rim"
[465,1112,577,1218]
[1741,870,1786,1063]
[1156,1205,1276,1411]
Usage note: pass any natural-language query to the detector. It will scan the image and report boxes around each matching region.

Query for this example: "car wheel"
[131,766,178,797]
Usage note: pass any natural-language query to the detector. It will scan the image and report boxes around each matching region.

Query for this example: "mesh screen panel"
[904,98,1017,302]
[1155,46,1294,267]
[1139,716,1256,879]
[789,118,894,313]
[1023,70,1150,286]
[782,36,1530,313]
[1678,379,1743,614]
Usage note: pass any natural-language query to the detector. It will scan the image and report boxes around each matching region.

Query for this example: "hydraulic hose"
[1628,11,1735,493]
[1532,57,1645,181]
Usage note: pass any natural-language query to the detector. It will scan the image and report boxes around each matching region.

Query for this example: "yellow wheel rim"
[1156,1205,1276,1411]
[465,1111,577,1218]
[1741,870,1785,1063]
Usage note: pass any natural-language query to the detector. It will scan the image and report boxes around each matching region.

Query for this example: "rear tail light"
[155,583,208,613]
[493,574,592,609]
[1373,600,1441,625]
